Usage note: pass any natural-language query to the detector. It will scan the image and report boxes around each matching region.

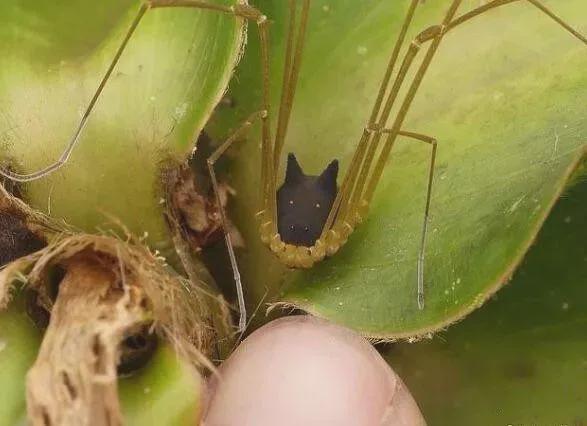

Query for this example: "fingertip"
[203,315,425,426]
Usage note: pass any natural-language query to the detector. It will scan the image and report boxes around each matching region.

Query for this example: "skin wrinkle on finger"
[203,316,425,426]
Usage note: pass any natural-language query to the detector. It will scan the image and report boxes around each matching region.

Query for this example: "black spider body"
[277,153,339,247]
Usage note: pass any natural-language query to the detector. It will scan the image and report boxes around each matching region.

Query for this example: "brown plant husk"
[0,184,231,425]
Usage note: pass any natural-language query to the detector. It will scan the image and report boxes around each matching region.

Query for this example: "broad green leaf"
[0,0,244,256]
[210,0,587,336]
[119,346,202,425]
[0,295,203,425]
[0,298,40,425]
[386,176,587,424]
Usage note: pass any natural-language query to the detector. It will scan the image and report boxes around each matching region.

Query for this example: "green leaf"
[385,176,587,424]
[0,295,202,425]
[210,0,587,336]
[119,346,202,425]
[0,0,244,256]
[0,298,40,425]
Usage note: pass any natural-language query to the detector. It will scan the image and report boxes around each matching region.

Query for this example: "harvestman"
[1,0,585,332]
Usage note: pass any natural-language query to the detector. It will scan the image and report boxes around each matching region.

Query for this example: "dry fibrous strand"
[0,230,229,425]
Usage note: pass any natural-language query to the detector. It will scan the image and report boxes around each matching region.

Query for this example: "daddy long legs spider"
[1,0,585,333]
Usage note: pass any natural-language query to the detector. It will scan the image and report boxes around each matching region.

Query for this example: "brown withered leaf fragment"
[169,163,243,251]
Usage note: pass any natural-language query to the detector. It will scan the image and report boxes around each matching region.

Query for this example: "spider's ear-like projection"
[317,159,339,192]
[285,153,305,184]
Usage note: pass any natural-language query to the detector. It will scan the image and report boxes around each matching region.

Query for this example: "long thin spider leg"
[273,0,297,168]
[525,0,586,43]
[0,5,149,182]
[207,110,268,334]
[253,14,276,230]
[396,130,437,310]
[141,1,275,335]
[364,0,586,205]
[331,24,442,232]
[273,0,311,169]
[369,0,420,126]
[340,29,435,225]
[152,2,276,231]
[447,0,587,44]
[343,0,587,221]
[323,0,462,308]
[321,0,423,236]
[2,0,274,335]
[361,14,458,209]
[338,124,438,309]
[345,0,584,309]
[0,0,272,184]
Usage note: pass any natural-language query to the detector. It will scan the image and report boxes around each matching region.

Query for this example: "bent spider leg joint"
[277,153,338,247]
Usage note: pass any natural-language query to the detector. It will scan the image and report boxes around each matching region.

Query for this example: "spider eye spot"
[289,225,295,231]
[304,226,309,232]
[315,203,321,208]
[289,200,294,205]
